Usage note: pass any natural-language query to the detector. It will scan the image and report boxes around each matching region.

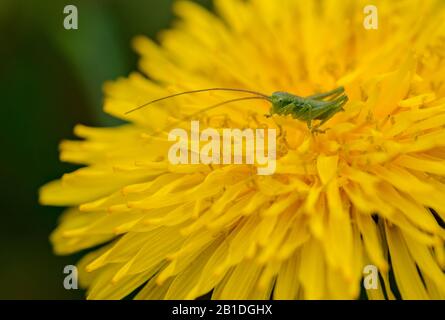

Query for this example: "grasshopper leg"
[313,95,348,132]
[306,86,345,101]
[305,103,324,134]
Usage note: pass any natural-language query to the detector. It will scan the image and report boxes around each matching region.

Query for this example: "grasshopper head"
[270,92,297,114]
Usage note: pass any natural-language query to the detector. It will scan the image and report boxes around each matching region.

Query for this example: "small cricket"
[125,86,348,133]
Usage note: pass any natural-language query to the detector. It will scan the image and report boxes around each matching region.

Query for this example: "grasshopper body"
[269,87,348,130]
[126,86,348,133]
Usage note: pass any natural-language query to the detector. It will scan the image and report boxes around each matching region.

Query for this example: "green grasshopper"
[125,86,348,133]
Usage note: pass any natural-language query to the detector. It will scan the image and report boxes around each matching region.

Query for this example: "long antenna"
[124,88,270,115]
[150,96,270,138]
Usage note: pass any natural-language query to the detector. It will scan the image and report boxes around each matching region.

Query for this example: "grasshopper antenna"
[150,96,271,138]
[125,88,270,115]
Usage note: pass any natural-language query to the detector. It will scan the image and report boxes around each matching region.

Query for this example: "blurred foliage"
[0,0,211,299]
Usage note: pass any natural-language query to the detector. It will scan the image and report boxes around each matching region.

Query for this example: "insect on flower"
[125,87,349,133]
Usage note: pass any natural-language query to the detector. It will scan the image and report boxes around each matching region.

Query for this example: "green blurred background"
[0,0,211,299]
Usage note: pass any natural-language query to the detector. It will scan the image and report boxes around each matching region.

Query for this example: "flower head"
[40,0,445,299]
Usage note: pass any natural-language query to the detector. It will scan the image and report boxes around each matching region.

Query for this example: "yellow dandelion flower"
[40,0,445,300]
